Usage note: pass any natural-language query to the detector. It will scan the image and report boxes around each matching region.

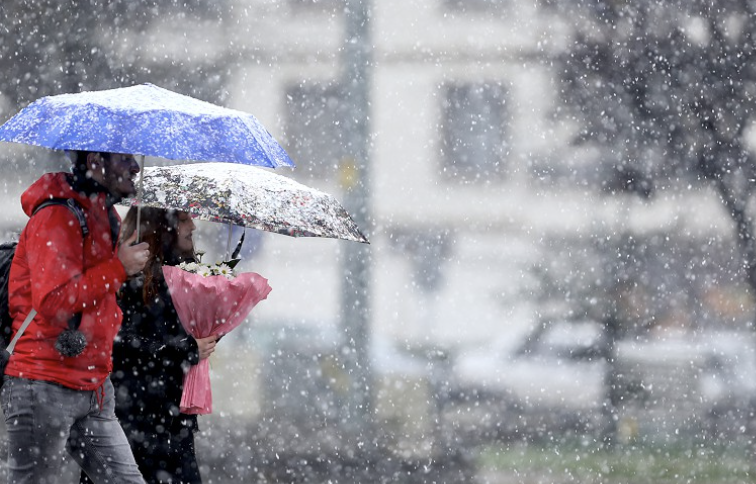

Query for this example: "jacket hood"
[20,172,93,217]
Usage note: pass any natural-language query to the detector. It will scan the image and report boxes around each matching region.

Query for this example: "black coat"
[111,274,200,432]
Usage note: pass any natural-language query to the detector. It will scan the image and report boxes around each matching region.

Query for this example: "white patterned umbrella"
[121,162,368,244]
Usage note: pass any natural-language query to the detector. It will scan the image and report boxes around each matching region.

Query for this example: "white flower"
[214,263,235,279]
[183,262,200,273]
[176,250,238,279]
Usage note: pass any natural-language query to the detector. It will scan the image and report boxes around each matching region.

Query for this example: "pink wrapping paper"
[163,265,272,414]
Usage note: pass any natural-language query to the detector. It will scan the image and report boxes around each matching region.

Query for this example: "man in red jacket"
[3,151,150,483]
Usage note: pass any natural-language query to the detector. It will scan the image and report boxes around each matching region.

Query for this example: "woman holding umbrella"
[83,207,218,484]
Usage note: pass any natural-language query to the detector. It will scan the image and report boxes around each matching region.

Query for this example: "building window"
[284,82,346,179]
[440,83,508,182]
[443,0,506,12]
[289,0,344,12]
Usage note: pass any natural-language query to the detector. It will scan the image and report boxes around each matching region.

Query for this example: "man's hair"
[71,151,112,175]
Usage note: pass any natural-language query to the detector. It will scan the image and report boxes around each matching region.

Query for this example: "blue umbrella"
[0,83,295,168]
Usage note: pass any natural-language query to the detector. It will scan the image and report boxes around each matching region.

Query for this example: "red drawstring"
[95,383,105,412]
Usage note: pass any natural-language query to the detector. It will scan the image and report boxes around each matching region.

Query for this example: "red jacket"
[7,173,128,390]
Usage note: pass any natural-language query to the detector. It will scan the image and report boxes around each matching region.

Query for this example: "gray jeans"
[1,376,145,484]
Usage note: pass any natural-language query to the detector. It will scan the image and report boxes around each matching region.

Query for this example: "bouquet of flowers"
[163,253,271,415]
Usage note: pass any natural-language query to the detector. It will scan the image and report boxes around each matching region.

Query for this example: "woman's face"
[176,211,196,255]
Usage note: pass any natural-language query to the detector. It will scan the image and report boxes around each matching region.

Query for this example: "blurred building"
[0,0,741,347]
[206,0,739,346]
[0,0,751,451]
[202,2,754,447]
[0,0,745,361]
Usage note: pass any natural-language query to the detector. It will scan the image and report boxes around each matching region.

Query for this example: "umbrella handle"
[135,155,145,243]
[225,224,233,260]
[225,227,246,261]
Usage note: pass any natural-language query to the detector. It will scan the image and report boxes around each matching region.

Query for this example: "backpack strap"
[33,198,89,238]
[6,199,89,354]
[5,309,36,354]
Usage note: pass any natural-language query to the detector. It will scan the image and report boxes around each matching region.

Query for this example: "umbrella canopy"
[122,162,369,244]
[0,83,295,168]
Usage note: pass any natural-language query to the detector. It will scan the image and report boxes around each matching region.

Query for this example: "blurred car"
[614,330,756,441]
[449,320,756,442]
[449,320,607,440]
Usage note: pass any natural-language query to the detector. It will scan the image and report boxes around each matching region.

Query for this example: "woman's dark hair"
[120,207,194,305]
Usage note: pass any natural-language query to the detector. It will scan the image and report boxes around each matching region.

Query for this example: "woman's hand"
[195,335,219,360]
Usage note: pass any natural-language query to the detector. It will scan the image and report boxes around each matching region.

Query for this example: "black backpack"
[0,199,89,348]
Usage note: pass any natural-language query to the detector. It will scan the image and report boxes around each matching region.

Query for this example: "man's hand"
[118,232,150,276]
[196,335,219,360]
